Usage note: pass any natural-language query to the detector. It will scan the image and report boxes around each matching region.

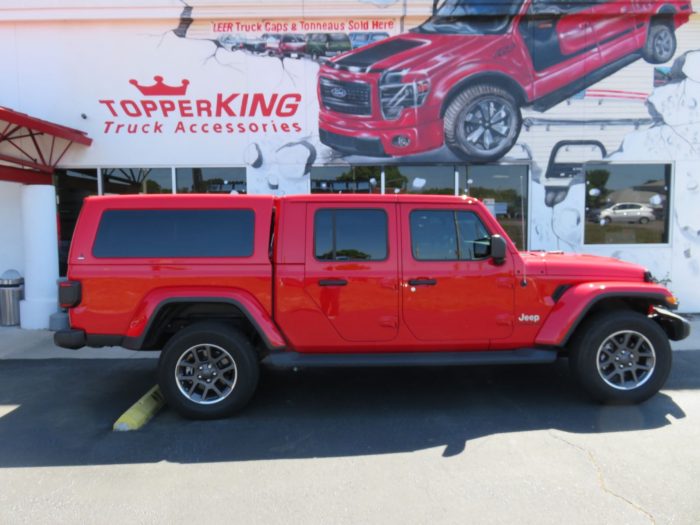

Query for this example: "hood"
[522,251,647,281]
[331,33,504,73]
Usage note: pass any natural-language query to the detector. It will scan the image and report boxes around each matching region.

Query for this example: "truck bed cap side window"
[314,208,387,261]
[93,209,254,258]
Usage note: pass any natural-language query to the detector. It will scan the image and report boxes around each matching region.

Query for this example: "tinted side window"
[315,209,388,261]
[456,211,491,260]
[410,210,456,260]
[93,209,254,258]
[410,210,490,261]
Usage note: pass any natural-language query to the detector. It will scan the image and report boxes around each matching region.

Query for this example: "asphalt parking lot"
[0,330,699,524]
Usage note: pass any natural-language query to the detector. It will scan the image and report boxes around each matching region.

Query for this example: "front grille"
[320,77,372,116]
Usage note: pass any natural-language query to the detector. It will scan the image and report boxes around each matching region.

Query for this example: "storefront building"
[1,0,699,327]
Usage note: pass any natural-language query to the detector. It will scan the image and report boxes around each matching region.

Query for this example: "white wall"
[0,181,25,275]
[0,5,698,312]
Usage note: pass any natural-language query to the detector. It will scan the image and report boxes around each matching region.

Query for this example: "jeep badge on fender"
[518,314,541,323]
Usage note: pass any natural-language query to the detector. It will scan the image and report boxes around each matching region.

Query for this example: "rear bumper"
[652,307,691,341]
[54,329,126,350]
[54,329,86,350]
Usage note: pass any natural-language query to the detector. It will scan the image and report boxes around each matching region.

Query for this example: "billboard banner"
[1,0,699,308]
[3,0,690,171]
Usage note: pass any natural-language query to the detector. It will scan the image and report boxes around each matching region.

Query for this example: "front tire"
[158,322,260,419]
[569,311,672,404]
[443,84,522,163]
[642,23,677,64]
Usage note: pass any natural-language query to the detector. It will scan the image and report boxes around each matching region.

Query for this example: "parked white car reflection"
[599,203,656,224]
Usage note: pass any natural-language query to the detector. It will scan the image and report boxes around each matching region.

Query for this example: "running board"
[262,349,558,369]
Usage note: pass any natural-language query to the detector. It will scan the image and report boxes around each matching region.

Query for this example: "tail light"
[59,280,81,308]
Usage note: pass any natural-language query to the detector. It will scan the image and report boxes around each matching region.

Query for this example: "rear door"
[303,203,399,342]
[518,0,600,97]
[400,205,515,346]
[588,0,643,64]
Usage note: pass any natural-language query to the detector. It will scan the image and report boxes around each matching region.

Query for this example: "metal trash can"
[0,269,24,326]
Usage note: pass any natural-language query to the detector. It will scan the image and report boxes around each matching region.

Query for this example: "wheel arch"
[123,296,287,354]
[654,4,677,18]
[535,285,675,348]
[439,72,527,118]
[560,295,661,348]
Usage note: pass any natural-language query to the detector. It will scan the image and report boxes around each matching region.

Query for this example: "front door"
[304,203,399,342]
[400,204,515,346]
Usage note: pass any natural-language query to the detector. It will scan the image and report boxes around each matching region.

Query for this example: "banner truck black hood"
[334,38,424,71]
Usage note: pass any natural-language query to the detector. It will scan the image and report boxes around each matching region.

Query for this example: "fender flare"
[655,4,677,16]
[122,287,287,351]
[439,71,529,118]
[535,282,674,347]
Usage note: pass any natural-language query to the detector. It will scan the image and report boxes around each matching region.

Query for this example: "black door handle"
[408,279,437,286]
[318,279,348,286]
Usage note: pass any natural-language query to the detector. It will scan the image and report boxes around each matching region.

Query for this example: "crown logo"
[129,76,190,96]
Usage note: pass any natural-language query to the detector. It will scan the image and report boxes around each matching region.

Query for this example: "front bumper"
[319,128,388,156]
[652,306,691,341]
[318,114,443,157]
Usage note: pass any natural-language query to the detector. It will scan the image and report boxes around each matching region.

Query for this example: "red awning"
[0,106,92,184]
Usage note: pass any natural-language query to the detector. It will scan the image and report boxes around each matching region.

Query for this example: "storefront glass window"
[385,165,455,194]
[460,164,528,250]
[176,168,247,193]
[102,168,172,194]
[584,164,670,245]
[310,166,379,193]
[54,169,98,275]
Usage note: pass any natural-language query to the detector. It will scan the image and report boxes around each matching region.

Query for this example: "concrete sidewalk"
[0,326,158,359]
[0,314,698,359]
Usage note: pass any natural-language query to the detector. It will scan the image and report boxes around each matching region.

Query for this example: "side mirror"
[491,235,507,265]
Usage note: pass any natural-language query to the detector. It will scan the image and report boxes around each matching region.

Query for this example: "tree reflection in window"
[102,168,172,194]
[311,166,380,193]
[314,209,387,261]
[460,164,528,250]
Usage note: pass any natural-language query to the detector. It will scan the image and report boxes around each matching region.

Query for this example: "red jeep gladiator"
[55,194,689,419]
[318,0,691,162]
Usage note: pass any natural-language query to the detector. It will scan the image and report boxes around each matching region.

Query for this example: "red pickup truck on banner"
[318,0,691,162]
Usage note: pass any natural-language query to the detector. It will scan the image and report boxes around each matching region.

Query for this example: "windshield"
[415,0,524,35]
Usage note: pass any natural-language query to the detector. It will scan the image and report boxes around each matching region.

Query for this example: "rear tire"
[158,322,260,419]
[569,311,671,404]
[642,23,677,64]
